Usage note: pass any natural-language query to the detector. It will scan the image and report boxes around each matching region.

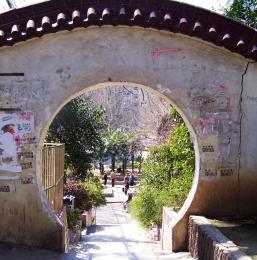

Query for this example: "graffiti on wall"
[21,177,33,184]
[151,48,182,63]
[189,80,238,173]
[202,168,234,177]
[0,111,34,173]
[0,185,10,192]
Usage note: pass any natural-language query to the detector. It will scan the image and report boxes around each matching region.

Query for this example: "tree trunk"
[139,151,142,174]
[99,162,104,174]
[131,152,134,173]
[122,158,127,175]
[111,154,115,171]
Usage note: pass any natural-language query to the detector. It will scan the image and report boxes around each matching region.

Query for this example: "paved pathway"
[0,185,193,259]
[87,204,158,259]
[63,185,193,260]
[63,185,159,259]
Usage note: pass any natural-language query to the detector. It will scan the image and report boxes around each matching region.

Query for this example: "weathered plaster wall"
[240,61,257,215]
[0,26,254,251]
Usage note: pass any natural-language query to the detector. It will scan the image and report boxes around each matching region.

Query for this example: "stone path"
[63,185,193,260]
[0,185,193,259]
[63,185,159,259]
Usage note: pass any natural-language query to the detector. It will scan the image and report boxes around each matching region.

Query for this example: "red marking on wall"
[211,82,229,93]
[226,97,232,111]
[218,84,229,92]
[151,48,182,63]
[199,113,220,136]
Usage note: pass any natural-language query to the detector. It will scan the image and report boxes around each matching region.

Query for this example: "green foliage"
[226,0,257,28]
[103,128,143,172]
[170,107,184,124]
[82,180,106,208]
[66,208,80,230]
[130,111,194,228]
[64,177,106,211]
[104,129,136,158]
[129,188,161,228]
[46,97,106,178]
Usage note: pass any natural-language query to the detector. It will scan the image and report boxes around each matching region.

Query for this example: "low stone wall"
[161,207,178,251]
[188,216,251,260]
[58,207,69,253]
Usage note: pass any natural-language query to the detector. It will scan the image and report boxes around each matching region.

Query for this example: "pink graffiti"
[212,82,229,93]
[215,137,232,163]
[151,48,182,63]
[218,84,229,92]
[199,113,220,136]
[18,112,32,121]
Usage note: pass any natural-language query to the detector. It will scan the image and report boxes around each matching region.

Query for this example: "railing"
[42,143,65,214]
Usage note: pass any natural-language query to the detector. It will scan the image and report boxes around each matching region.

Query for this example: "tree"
[104,129,137,173]
[46,97,106,178]
[104,129,121,171]
[226,0,257,28]
[129,136,144,173]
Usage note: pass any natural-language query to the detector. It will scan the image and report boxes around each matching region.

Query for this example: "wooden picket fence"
[42,143,65,214]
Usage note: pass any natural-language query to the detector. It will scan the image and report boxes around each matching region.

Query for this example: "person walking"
[129,173,135,186]
[111,171,116,187]
[124,174,129,194]
[103,172,108,186]
[123,193,133,210]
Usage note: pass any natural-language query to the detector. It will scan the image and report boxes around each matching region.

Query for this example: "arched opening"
[37,82,200,254]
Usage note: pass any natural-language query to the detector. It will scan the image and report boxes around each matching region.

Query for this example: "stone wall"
[0,25,256,251]
[188,216,251,260]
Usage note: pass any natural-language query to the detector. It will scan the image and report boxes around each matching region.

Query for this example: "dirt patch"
[210,218,257,259]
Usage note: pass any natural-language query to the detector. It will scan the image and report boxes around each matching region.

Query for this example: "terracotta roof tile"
[0,0,256,60]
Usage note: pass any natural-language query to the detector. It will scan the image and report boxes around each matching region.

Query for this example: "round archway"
[0,0,256,252]
[39,81,200,252]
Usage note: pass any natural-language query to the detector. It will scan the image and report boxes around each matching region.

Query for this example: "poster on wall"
[0,111,34,173]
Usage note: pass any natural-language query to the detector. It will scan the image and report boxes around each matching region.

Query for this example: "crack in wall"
[237,60,255,215]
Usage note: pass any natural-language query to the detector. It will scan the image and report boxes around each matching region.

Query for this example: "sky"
[0,0,233,14]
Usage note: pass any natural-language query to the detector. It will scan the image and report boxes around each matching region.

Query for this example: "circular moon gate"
[0,0,257,252]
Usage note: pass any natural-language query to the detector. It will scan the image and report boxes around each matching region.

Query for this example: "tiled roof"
[0,0,256,60]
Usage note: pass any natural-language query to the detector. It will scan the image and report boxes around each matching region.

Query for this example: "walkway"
[63,185,193,260]
[63,185,159,259]
[0,185,193,259]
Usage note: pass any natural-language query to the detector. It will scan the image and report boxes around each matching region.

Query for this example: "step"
[155,252,194,260]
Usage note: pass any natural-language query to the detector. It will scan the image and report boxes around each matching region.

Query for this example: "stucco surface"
[0,26,255,251]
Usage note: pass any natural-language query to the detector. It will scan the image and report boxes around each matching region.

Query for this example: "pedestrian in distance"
[129,173,135,186]
[103,172,108,186]
[124,174,130,194]
[124,181,129,195]
[123,193,133,210]
[124,174,129,185]
[111,171,116,187]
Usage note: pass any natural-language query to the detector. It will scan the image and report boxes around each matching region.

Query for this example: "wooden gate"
[42,143,65,213]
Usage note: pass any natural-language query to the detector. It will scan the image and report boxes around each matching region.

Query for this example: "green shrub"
[67,208,80,230]
[129,188,159,228]
[129,120,194,228]
[64,177,106,211]
[82,181,106,208]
